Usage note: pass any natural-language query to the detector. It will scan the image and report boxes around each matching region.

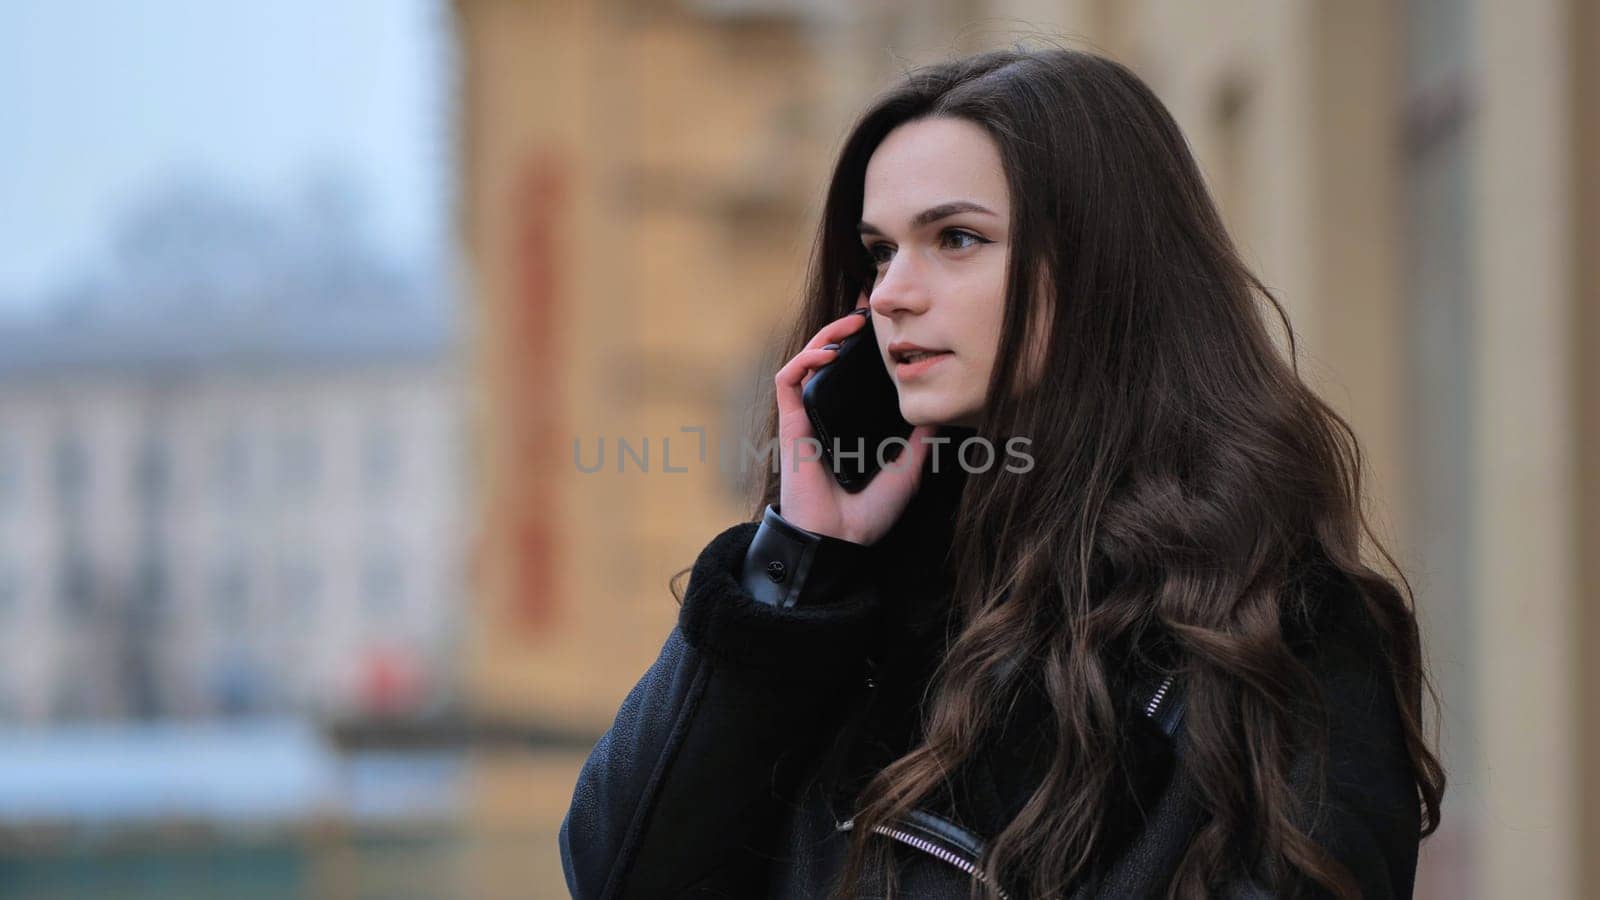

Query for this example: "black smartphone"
[801,313,914,492]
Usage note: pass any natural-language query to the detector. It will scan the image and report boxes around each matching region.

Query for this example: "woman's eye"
[861,229,988,268]
[942,229,986,250]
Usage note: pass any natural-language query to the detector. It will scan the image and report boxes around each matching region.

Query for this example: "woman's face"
[860,116,1011,429]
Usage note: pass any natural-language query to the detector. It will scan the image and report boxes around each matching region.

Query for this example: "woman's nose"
[867,259,931,317]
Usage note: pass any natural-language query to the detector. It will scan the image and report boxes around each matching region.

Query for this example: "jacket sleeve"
[1226,573,1425,899]
[1285,583,1424,899]
[558,507,880,899]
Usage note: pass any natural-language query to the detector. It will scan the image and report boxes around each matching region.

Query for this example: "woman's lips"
[894,350,953,380]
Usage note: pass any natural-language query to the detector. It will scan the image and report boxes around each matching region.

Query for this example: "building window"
[213,654,272,717]
[134,433,170,507]
[0,562,19,616]
[0,434,19,513]
[1401,0,1477,884]
[280,556,322,633]
[59,550,94,618]
[1211,69,1256,242]
[362,418,400,501]
[361,549,403,619]
[212,425,251,508]
[53,427,89,515]
[212,557,250,631]
[132,558,167,625]
[276,428,320,496]
[53,679,95,721]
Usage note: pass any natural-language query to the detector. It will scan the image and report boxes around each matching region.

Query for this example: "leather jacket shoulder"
[559,510,1422,899]
[558,512,886,899]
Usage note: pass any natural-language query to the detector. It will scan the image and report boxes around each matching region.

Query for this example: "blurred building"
[0,280,465,723]
[457,0,1597,897]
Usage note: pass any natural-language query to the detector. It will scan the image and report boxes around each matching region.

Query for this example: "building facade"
[0,301,465,722]
[455,0,1598,895]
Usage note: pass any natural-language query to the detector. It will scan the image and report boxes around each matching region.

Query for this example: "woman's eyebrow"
[857,200,998,237]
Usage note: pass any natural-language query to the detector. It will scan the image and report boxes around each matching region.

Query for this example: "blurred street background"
[0,0,1595,897]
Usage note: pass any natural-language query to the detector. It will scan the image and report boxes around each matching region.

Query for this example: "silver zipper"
[1144,671,1176,718]
[829,671,1176,899]
[835,816,1013,900]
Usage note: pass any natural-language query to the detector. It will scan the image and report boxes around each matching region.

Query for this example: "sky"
[0,0,453,315]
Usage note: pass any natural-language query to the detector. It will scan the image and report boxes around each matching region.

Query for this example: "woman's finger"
[800,306,869,353]
[774,346,841,421]
[776,346,841,388]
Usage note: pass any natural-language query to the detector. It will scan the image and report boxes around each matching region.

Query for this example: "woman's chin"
[899,402,979,430]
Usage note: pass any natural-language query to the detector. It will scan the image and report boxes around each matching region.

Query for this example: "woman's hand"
[772,290,939,546]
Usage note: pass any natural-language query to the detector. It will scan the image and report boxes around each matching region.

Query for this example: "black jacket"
[558,463,1422,898]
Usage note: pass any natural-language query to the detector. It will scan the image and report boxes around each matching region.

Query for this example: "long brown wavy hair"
[745,46,1444,898]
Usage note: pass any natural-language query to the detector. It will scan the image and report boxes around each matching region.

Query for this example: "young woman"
[559,47,1445,899]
